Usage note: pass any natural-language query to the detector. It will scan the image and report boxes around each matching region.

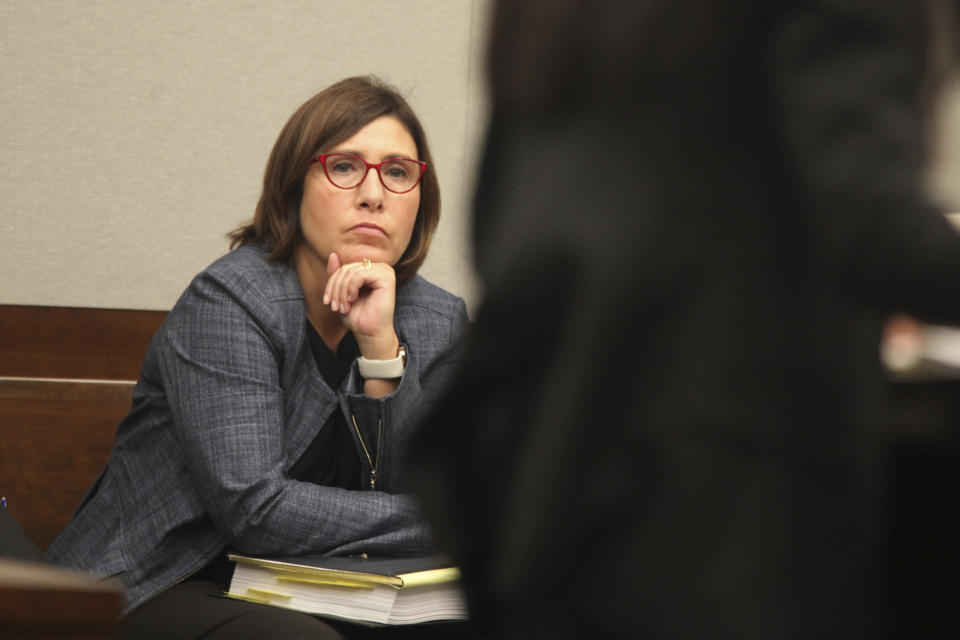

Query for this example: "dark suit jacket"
[412,1,960,638]
[46,245,468,612]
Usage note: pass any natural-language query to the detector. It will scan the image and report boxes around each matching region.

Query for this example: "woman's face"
[297,115,420,276]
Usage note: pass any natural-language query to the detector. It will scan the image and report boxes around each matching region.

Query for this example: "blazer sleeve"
[769,0,960,324]
[156,267,435,557]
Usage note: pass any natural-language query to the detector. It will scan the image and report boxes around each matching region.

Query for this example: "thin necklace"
[351,414,382,490]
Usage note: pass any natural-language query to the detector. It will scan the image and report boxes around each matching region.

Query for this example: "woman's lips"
[349,223,387,237]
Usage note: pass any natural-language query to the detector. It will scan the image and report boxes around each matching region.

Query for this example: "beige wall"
[4,2,960,315]
[0,0,490,311]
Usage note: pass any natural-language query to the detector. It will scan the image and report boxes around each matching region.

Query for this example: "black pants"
[121,578,471,640]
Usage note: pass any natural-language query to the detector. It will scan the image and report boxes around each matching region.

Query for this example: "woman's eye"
[331,161,358,174]
[383,163,409,179]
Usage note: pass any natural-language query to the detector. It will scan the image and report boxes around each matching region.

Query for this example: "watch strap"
[357,345,407,379]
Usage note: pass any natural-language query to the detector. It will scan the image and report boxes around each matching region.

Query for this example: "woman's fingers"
[343,262,371,306]
[322,257,398,346]
[325,258,379,314]
[323,252,342,306]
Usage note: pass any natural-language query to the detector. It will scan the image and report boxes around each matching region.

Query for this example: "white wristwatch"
[357,345,407,379]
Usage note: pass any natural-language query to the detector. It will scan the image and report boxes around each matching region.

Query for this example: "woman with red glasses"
[45,76,469,639]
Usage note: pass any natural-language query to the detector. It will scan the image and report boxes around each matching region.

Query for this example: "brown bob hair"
[229,76,440,286]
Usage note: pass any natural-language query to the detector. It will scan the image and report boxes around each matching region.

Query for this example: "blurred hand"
[882,314,924,372]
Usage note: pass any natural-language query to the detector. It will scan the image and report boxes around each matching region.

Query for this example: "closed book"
[225,553,468,626]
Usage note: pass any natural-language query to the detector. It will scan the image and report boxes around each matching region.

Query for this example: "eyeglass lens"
[324,154,421,193]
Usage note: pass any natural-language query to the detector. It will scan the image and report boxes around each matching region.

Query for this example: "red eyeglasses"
[311,153,427,194]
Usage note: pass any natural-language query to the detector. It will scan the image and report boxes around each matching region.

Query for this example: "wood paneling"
[0,304,162,552]
[0,305,166,380]
[0,379,134,551]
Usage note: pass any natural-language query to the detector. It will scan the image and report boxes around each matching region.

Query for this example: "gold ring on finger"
[360,258,372,270]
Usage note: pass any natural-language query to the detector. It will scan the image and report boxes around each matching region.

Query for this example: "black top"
[288,322,362,490]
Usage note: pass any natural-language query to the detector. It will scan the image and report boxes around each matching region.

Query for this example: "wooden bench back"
[0,305,167,551]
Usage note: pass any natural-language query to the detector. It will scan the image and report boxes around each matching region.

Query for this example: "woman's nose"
[357,166,385,209]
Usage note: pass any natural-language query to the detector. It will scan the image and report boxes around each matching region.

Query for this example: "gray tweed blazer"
[45,245,469,612]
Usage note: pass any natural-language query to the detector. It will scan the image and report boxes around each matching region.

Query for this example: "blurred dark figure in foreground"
[411,1,960,638]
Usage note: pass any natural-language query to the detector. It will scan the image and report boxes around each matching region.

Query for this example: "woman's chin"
[339,247,398,267]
